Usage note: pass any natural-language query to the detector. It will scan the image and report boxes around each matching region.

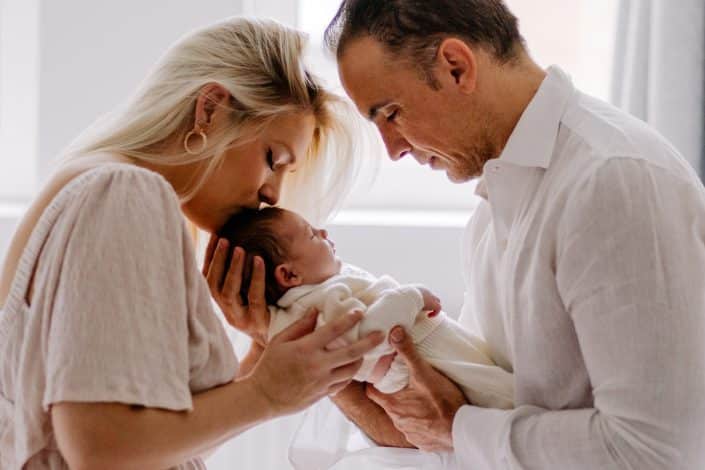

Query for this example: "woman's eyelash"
[266,148,275,170]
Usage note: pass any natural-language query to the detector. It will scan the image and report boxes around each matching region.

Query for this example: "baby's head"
[218,207,341,305]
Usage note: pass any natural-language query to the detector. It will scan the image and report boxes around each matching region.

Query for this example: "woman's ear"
[274,263,303,289]
[194,83,231,129]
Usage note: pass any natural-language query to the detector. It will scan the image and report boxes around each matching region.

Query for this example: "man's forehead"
[338,37,395,110]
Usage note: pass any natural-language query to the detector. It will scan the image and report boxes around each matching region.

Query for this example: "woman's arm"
[52,310,385,470]
[52,378,269,470]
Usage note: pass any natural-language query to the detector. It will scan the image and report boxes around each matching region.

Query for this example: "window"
[296,0,618,213]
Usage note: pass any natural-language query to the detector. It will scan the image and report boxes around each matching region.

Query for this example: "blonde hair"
[62,16,369,224]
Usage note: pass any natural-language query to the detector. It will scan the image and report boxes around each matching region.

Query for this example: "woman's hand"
[203,234,269,346]
[247,309,386,417]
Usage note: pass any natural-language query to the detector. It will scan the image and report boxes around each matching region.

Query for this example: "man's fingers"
[202,234,218,276]
[388,326,426,376]
[365,383,395,410]
[272,308,318,343]
[306,311,364,349]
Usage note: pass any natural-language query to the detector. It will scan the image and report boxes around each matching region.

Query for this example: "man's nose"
[379,125,411,162]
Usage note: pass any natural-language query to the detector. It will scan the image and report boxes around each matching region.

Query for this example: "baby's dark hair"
[217,207,291,306]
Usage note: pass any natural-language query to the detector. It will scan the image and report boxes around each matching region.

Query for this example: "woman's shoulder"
[61,161,177,206]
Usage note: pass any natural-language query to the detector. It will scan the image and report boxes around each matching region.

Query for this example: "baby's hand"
[418,287,441,317]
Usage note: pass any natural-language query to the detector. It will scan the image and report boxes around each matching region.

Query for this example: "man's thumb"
[389,326,423,373]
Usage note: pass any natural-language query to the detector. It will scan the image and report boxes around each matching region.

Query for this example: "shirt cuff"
[452,404,511,470]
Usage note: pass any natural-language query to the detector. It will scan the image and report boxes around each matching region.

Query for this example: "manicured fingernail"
[218,239,228,250]
[428,310,439,318]
[390,327,405,343]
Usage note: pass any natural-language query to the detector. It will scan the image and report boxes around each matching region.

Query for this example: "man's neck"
[486,58,547,157]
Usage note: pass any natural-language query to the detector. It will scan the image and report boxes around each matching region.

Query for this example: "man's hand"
[366,326,467,452]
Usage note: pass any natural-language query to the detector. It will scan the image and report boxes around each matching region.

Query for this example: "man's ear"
[193,82,231,129]
[274,263,303,289]
[436,38,478,94]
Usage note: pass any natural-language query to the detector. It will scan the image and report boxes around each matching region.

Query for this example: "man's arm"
[331,380,413,448]
[370,159,705,469]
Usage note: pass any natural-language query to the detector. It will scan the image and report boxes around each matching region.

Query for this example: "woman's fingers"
[221,247,244,307]
[206,238,229,294]
[202,233,219,276]
[271,308,318,343]
[330,358,363,383]
[327,332,385,368]
[246,256,267,312]
[305,311,365,349]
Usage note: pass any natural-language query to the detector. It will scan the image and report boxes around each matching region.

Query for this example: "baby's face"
[279,211,342,285]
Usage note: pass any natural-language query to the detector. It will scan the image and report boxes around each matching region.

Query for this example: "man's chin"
[446,170,474,184]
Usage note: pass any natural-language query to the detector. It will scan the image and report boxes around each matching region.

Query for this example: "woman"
[0,17,384,469]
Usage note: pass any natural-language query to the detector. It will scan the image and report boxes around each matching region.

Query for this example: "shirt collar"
[497,65,575,169]
[474,66,575,201]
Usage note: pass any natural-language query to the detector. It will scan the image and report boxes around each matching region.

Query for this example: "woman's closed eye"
[266,148,276,171]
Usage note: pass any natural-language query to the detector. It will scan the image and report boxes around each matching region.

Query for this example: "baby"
[219,207,514,409]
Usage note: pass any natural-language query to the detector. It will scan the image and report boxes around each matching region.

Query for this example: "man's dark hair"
[217,207,290,306]
[325,0,524,85]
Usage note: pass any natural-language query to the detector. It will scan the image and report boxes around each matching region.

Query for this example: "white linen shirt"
[453,66,705,469]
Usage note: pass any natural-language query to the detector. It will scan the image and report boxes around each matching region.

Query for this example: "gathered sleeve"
[39,166,227,412]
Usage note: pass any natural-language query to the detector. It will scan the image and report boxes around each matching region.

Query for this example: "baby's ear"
[274,263,303,289]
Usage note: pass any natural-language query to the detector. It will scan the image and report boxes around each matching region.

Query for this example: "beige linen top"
[0,164,238,469]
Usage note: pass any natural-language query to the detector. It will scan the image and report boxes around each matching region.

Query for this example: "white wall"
[37,0,244,179]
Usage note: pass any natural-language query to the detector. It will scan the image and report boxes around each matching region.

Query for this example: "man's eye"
[386,109,399,122]
[266,148,275,170]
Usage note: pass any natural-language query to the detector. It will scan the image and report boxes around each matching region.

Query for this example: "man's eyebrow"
[368,100,392,121]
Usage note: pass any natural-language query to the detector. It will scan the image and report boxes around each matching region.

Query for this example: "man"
[326,1,705,469]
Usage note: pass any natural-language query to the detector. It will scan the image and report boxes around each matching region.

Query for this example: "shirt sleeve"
[42,167,196,411]
[453,158,705,469]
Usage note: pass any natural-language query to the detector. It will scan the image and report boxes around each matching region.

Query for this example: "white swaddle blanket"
[270,265,513,469]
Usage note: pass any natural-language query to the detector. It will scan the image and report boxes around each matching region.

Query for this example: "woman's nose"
[258,174,283,206]
[258,184,279,206]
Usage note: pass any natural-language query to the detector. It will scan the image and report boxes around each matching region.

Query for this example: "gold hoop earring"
[184,128,208,155]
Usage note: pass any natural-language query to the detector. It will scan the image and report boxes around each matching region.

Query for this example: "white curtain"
[611,0,705,175]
